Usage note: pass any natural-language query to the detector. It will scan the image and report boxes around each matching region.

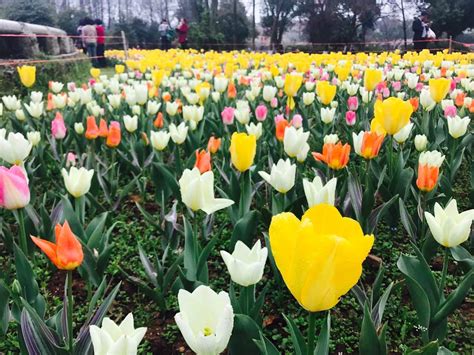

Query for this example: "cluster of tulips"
[0,48,473,354]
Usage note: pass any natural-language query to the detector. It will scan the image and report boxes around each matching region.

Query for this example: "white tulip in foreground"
[61,166,94,198]
[220,240,268,287]
[425,199,474,248]
[179,168,234,214]
[303,176,337,207]
[258,159,296,194]
[175,285,234,355]
[283,126,310,158]
[0,132,32,165]
[90,313,147,355]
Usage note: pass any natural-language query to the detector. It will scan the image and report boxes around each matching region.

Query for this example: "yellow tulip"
[17,65,36,88]
[429,78,450,103]
[230,132,256,172]
[364,68,382,91]
[90,68,101,79]
[115,64,125,74]
[284,73,303,110]
[269,204,374,312]
[373,97,413,135]
[316,81,337,105]
[152,70,165,87]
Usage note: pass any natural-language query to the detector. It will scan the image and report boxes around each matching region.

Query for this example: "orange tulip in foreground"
[31,221,84,270]
[98,119,109,138]
[416,151,445,192]
[313,142,351,170]
[275,119,290,141]
[409,97,419,112]
[85,116,99,140]
[207,136,221,154]
[353,131,384,160]
[227,81,237,99]
[195,149,212,173]
[154,112,164,128]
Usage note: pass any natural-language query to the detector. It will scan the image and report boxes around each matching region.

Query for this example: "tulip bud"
[414,134,428,151]
[62,167,94,198]
[27,131,41,146]
[75,122,85,135]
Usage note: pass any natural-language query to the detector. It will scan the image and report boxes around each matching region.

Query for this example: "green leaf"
[59,196,85,240]
[254,331,280,355]
[283,314,306,355]
[359,304,381,355]
[228,314,262,355]
[347,172,362,222]
[398,199,417,241]
[0,282,10,335]
[449,246,474,270]
[314,312,330,355]
[138,244,158,287]
[405,341,439,355]
[432,269,474,325]
[367,194,398,234]
[230,211,259,249]
[85,212,108,247]
[183,217,198,281]
[196,234,219,283]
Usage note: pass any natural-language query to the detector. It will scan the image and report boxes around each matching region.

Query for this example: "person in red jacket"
[95,19,106,67]
[176,18,189,49]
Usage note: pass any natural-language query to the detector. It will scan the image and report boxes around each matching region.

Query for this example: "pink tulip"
[415,82,424,92]
[382,88,390,98]
[444,105,457,118]
[221,107,235,125]
[66,152,76,167]
[0,165,30,210]
[345,111,356,126]
[392,81,401,91]
[255,104,268,121]
[89,79,96,86]
[331,77,338,85]
[67,82,76,91]
[270,97,278,108]
[51,112,67,139]
[291,114,303,128]
[347,96,359,111]
[274,114,285,124]
[449,79,456,91]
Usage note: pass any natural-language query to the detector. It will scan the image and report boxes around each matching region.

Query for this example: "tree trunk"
[400,0,407,50]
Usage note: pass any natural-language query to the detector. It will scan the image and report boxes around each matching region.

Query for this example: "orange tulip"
[85,116,99,140]
[162,92,172,102]
[106,121,121,148]
[275,119,290,141]
[455,93,466,107]
[31,221,83,270]
[416,164,439,192]
[195,149,212,173]
[98,118,109,138]
[360,131,384,159]
[207,136,221,154]
[154,112,164,128]
[141,132,149,146]
[227,81,237,99]
[47,93,55,111]
[312,142,351,170]
[470,101,474,113]
[409,97,419,112]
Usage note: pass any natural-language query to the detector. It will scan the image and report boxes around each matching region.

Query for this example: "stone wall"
[0,19,76,59]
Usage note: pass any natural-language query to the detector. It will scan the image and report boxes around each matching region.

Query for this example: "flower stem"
[17,208,28,255]
[307,312,317,355]
[66,270,74,353]
[439,248,449,298]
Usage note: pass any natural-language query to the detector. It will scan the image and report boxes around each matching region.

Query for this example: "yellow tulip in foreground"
[429,78,451,103]
[17,65,36,88]
[90,68,101,79]
[284,73,303,110]
[230,132,256,172]
[373,97,413,135]
[269,204,374,312]
[316,81,337,105]
[363,68,382,91]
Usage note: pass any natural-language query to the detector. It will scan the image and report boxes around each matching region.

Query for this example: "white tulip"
[414,134,428,152]
[420,89,436,111]
[166,101,179,116]
[0,128,5,140]
[150,131,171,151]
[359,87,373,103]
[274,76,285,88]
[131,105,141,116]
[447,115,470,139]
[52,94,67,109]
[220,240,268,287]
[90,313,147,355]
[61,167,94,198]
[305,81,315,91]
[175,285,234,355]
[107,94,121,109]
[320,107,336,124]
[183,105,204,124]
[214,76,229,93]
[302,92,315,105]
[30,91,43,103]
[93,83,105,95]
[2,95,21,111]
[406,73,419,89]
[24,101,44,118]
[15,109,26,121]
[245,122,262,140]
[258,159,296,194]
[283,126,310,158]
[346,83,359,96]
[419,150,445,168]
[123,115,138,133]
[186,92,199,105]
[50,81,64,93]
[425,199,474,247]
[234,108,250,125]
[79,88,93,105]
[441,99,454,110]
[211,91,221,103]
[134,84,148,105]
[26,131,41,146]
[179,168,234,214]
[394,122,414,143]
[169,122,188,144]
[0,132,32,165]
[324,134,339,144]
[262,85,277,102]
[75,123,84,134]
[303,176,337,207]
[146,101,161,115]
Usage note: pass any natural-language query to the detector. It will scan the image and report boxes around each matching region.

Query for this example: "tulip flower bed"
[0,49,473,354]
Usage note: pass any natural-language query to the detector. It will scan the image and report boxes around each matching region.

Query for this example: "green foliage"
[423,0,474,38]
[56,8,89,35]
[109,19,161,49]
[5,0,55,27]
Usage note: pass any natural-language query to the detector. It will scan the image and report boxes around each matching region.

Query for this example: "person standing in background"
[82,17,98,65]
[412,11,429,51]
[176,18,189,49]
[76,18,86,54]
[95,19,106,67]
[159,19,171,50]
